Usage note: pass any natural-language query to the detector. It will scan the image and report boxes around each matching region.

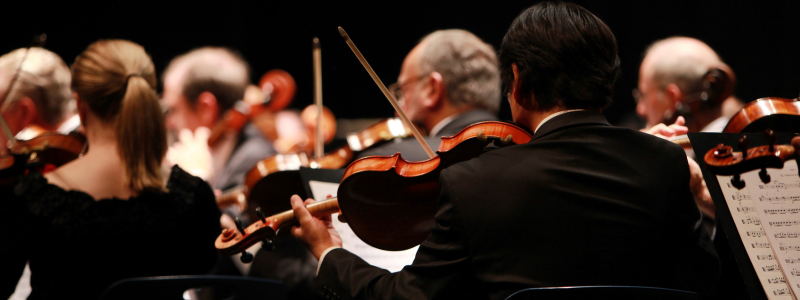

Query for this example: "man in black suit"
[355,29,500,161]
[289,2,720,300]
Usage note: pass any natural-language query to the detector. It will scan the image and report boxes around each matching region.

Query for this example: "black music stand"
[299,167,345,199]
[690,132,798,300]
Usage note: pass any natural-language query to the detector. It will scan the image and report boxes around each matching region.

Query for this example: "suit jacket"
[354,109,499,161]
[214,123,276,191]
[316,110,719,300]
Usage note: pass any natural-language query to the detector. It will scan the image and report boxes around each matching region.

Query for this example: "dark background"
[3,0,799,128]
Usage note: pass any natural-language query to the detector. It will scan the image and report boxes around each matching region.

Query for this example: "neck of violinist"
[423,101,473,135]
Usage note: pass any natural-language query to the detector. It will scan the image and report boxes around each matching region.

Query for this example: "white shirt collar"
[534,109,585,134]
[429,114,460,137]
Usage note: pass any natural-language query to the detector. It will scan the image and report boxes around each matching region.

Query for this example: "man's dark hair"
[499,1,620,111]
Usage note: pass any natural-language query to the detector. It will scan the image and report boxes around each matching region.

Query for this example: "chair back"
[505,286,701,300]
[99,275,287,300]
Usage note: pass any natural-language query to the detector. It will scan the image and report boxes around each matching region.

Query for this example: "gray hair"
[163,47,250,114]
[418,29,501,113]
[645,37,721,94]
[0,47,74,126]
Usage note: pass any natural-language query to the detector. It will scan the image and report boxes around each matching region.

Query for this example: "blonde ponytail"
[116,75,167,193]
[72,40,167,193]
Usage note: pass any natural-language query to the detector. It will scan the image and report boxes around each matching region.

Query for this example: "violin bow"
[338,27,436,159]
[313,37,324,160]
[0,33,47,149]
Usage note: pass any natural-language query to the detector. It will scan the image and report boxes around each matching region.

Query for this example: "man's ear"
[665,83,683,107]
[196,91,219,127]
[16,97,37,130]
[423,71,445,109]
[510,63,529,108]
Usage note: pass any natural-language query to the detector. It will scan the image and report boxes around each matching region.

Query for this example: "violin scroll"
[703,130,797,189]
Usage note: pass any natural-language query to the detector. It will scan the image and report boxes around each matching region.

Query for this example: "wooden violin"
[703,130,795,189]
[0,131,87,184]
[722,97,800,134]
[215,121,532,257]
[207,69,297,147]
[217,117,413,215]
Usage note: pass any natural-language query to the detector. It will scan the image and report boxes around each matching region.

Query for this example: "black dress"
[0,165,222,300]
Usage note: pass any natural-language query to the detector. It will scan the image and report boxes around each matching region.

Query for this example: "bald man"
[636,36,737,133]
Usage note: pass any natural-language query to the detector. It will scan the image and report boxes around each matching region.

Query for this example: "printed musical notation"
[765,208,800,215]
[743,216,762,225]
[760,182,800,190]
[765,265,783,272]
[771,277,788,284]
[738,206,757,213]
[760,195,800,203]
[779,244,800,252]
[717,159,800,300]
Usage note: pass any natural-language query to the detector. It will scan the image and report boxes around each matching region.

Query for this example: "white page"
[742,160,800,299]
[308,180,418,272]
[716,169,794,299]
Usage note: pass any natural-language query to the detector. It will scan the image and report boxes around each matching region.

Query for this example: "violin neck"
[670,135,692,150]
[270,197,340,229]
[216,185,247,211]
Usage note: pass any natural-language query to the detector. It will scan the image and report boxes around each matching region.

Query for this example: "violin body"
[337,121,532,250]
[215,121,532,254]
[723,97,800,133]
[234,118,412,216]
[0,131,87,185]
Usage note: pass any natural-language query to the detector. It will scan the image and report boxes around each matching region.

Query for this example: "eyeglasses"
[631,88,643,103]
[388,73,431,102]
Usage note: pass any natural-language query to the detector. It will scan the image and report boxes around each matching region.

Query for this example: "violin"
[216,117,413,215]
[703,130,794,189]
[207,69,297,147]
[722,97,800,134]
[0,131,87,185]
[215,121,532,258]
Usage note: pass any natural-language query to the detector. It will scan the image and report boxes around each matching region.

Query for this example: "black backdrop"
[3,0,799,126]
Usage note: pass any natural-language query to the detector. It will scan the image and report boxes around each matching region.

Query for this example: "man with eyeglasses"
[636,36,739,135]
[355,29,501,162]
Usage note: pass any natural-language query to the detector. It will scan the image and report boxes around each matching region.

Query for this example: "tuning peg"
[235,218,246,236]
[255,207,266,224]
[240,251,254,263]
[765,129,776,152]
[759,168,771,183]
[262,238,275,251]
[731,173,746,189]
[739,135,750,159]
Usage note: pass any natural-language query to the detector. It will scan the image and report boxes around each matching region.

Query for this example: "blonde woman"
[1,40,221,300]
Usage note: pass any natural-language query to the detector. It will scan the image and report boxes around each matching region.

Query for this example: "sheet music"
[716,161,799,299]
[308,181,418,272]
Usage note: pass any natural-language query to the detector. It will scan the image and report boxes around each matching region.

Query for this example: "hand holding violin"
[289,195,342,259]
